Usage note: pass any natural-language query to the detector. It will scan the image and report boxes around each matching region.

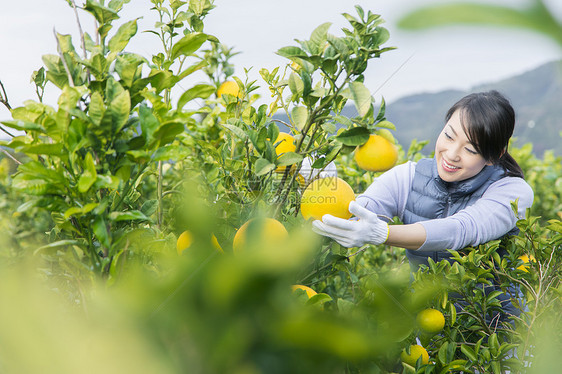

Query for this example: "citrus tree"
[0,0,217,282]
[0,1,561,373]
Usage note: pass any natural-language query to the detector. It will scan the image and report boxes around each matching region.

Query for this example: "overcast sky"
[1,0,560,121]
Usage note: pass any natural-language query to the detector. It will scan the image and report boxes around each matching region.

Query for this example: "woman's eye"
[465,148,478,155]
[444,132,452,140]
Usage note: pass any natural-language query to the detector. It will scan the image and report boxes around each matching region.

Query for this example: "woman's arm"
[410,177,533,252]
[355,161,415,219]
[386,223,427,250]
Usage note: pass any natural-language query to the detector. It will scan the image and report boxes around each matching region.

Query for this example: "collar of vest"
[429,156,505,197]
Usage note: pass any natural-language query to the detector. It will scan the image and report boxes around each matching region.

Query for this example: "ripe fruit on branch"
[291,284,317,298]
[300,177,355,221]
[517,254,536,272]
[232,218,288,253]
[354,134,398,172]
[416,308,445,334]
[273,132,297,173]
[217,80,241,98]
[177,230,223,255]
[401,344,429,366]
[176,230,193,255]
[274,132,297,155]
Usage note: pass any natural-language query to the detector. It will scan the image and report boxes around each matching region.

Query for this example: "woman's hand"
[311,201,389,248]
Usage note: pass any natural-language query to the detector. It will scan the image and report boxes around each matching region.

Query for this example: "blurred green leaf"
[398,2,562,47]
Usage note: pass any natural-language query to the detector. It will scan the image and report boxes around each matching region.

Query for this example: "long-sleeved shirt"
[355,161,534,252]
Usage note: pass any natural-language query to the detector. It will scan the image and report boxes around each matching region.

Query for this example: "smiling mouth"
[442,158,460,171]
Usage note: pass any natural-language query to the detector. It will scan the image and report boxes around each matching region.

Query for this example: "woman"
[312,90,533,316]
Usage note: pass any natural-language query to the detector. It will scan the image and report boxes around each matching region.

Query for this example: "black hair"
[445,90,524,178]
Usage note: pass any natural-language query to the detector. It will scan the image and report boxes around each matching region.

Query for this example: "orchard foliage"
[0,1,560,373]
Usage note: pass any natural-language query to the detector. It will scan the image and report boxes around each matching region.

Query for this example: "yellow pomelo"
[274,132,297,173]
[416,308,445,334]
[517,254,536,272]
[211,234,224,253]
[291,284,317,298]
[354,134,398,172]
[177,230,224,255]
[274,132,297,155]
[300,177,355,221]
[232,218,288,253]
[217,80,241,98]
[176,230,193,255]
[401,345,429,367]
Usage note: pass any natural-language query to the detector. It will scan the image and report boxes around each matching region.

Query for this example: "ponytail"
[499,152,524,178]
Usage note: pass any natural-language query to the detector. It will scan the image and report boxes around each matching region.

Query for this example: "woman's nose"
[446,145,461,161]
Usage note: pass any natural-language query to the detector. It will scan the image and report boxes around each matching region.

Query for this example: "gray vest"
[403,158,506,271]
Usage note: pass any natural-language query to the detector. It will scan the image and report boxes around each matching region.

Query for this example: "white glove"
[311,201,389,248]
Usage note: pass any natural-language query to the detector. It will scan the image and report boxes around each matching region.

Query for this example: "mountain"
[386,60,562,156]
[274,60,562,156]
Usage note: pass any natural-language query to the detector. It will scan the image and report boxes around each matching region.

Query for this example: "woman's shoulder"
[488,175,534,206]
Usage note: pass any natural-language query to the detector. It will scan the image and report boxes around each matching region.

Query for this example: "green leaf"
[288,72,304,97]
[222,123,247,140]
[115,53,145,87]
[335,127,370,146]
[349,81,372,117]
[277,152,303,167]
[376,119,396,130]
[306,293,332,305]
[89,92,106,126]
[255,158,275,176]
[177,60,208,80]
[151,145,191,161]
[398,2,562,47]
[438,342,449,365]
[291,106,308,130]
[0,120,45,132]
[78,152,98,193]
[177,84,215,109]
[93,215,111,249]
[34,240,81,255]
[309,22,332,54]
[151,121,185,146]
[140,200,158,216]
[18,143,64,156]
[84,0,119,25]
[171,32,207,60]
[109,210,150,222]
[460,344,477,362]
[139,104,159,142]
[64,202,99,219]
[108,19,138,53]
[276,46,308,59]
[109,90,131,133]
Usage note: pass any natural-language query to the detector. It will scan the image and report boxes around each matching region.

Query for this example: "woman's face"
[435,109,491,182]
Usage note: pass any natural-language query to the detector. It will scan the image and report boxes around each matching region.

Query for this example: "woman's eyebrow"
[447,124,458,136]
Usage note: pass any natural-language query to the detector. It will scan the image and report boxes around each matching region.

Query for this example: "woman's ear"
[487,148,507,166]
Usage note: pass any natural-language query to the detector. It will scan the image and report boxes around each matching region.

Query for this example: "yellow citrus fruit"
[217,80,241,98]
[401,345,429,367]
[274,132,297,155]
[211,234,224,253]
[517,254,536,272]
[177,230,224,255]
[354,134,398,172]
[416,308,445,334]
[291,284,317,298]
[300,177,355,221]
[274,132,297,173]
[176,230,193,255]
[232,218,288,253]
